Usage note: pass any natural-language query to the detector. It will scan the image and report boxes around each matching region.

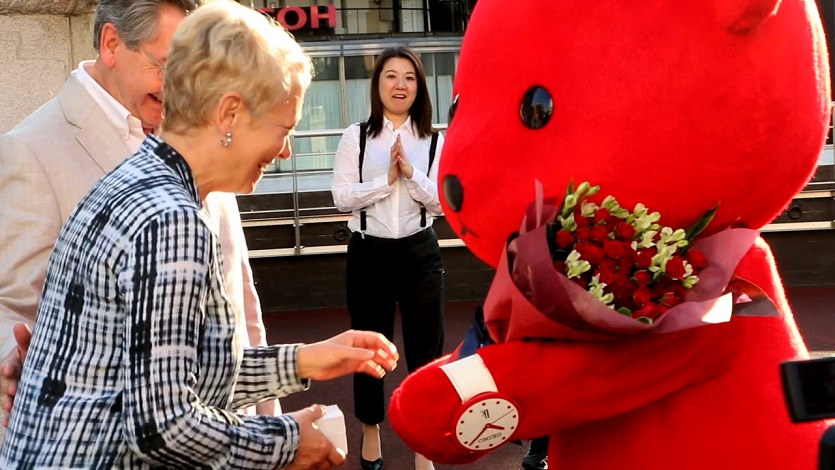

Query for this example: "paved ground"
[263,285,835,470]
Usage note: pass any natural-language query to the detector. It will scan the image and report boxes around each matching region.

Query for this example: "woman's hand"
[297,330,398,381]
[392,134,414,179]
[286,405,345,470]
[1,323,31,426]
[387,139,401,185]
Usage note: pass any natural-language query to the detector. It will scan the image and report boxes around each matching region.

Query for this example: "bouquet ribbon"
[483,201,770,343]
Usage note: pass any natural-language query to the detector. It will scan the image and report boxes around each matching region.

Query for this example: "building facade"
[1,0,833,313]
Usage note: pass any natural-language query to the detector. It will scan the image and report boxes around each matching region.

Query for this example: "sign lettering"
[258,5,337,31]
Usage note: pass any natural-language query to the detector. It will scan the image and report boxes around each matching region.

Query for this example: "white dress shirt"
[331,117,444,239]
[75,61,146,150]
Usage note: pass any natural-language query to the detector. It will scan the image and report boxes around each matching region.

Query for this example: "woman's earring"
[221,132,233,147]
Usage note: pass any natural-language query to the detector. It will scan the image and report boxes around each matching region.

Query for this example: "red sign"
[258,5,337,31]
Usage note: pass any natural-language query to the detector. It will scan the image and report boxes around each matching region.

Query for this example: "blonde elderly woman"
[0,2,398,469]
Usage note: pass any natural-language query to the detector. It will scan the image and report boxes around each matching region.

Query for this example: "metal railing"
[245,125,448,256]
[245,111,835,257]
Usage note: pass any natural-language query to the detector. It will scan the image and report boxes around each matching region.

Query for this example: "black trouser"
[346,227,445,425]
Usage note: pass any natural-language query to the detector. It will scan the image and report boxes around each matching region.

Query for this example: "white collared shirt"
[332,116,444,239]
[74,61,146,152]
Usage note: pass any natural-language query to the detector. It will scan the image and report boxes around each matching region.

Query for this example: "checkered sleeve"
[118,208,298,469]
[231,345,310,410]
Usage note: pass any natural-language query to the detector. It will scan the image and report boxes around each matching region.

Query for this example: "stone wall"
[0,0,95,133]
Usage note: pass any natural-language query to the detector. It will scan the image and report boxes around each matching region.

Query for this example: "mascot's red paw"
[389,354,485,464]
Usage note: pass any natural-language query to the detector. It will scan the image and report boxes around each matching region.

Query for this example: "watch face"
[454,397,519,450]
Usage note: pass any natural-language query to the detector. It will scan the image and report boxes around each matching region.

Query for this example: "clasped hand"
[387,134,414,185]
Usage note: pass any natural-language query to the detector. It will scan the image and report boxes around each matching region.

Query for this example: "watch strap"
[440,354,498,402]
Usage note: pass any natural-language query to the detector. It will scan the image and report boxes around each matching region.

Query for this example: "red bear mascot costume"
[388,0,832,468]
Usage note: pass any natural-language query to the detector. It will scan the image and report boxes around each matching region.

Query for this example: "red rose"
[575,227,590,241]
[657,273,675,288]
[576,241,605,265]
[633,303,655,319]
[555,230,575,249]
[600,258,618,273]
[594,207,611,223]
[553,260,567,275]
[620,244,637,266]
[614,222,637,240]
[575,215,590,229]
[686,247,708,270]
[670,282,688,300]
[632,286,652,308]
[603,239,627,259]
[596,266,615,285]
[652,303,670,319]
[609,275,635,306]
[633,270,652,285]
[590,225,609,243]
[635,249,654,269]
[659,291,681,307]
[665,256,687,280]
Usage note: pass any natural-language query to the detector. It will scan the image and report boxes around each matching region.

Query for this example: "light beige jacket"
[0,76,275,412]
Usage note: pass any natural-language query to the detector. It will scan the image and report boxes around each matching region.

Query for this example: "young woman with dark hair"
[332,47,445,470]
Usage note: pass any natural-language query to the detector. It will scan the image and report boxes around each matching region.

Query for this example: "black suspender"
[420,131,440,227]
[358,122,368,233]
[357,122,439,235]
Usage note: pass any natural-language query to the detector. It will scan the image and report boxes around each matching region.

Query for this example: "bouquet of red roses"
[546,182,716,325]
[480,182,761,343]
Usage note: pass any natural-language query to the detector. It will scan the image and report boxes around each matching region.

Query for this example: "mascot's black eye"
[520,86,553,129]
[448,94,459,124]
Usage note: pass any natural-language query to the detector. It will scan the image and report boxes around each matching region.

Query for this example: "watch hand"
[468,424,491,445]
[489,409,514,425]
[484,423,505,431]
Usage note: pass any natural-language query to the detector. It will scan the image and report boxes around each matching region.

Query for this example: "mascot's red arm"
[390,305,741,463]
[389,237,815,466]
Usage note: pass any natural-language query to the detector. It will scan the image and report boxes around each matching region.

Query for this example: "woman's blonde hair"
[163,0,312,133]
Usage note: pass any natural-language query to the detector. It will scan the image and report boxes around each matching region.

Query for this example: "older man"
[0,0,278,438]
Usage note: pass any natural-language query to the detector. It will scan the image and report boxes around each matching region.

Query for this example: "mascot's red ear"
[716,0,781,33]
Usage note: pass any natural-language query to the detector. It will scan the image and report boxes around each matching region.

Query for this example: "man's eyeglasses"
[141,48,166,79]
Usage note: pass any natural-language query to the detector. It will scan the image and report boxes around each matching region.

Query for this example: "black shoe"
[360,456,383,470]
[521,452,547,470]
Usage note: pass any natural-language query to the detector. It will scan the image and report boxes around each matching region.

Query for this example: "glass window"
[400,0,425,32]
[262,47,459,181]
[278,56,342,171]
[421,52,456,124]
[344,55,375,125]
[339,0,395,34]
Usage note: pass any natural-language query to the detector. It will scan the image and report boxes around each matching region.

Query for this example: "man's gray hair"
[93,0,202,52]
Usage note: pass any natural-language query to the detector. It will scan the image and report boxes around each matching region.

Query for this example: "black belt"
[352,227,435,245]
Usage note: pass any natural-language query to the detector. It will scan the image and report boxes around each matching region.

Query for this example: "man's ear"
[98,23,122,68]
[216,92,245,132]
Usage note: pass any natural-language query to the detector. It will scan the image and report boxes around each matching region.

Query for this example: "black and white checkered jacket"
[1,135,307,469]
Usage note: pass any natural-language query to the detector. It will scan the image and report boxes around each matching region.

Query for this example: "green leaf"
[635,316,654,325]
[616,307,632,316]
[684,203,720,243]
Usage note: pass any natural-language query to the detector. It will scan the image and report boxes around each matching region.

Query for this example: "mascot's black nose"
[443,175,464,213]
